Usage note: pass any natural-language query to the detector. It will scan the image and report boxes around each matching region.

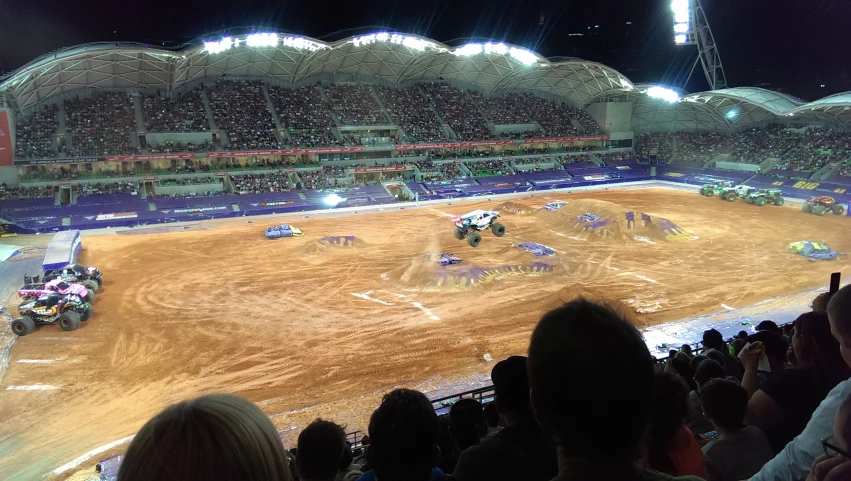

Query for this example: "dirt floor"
[2,187,851,479]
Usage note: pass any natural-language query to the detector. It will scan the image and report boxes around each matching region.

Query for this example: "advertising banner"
[13,157,104,165]
[171,205,228,214]
[96,212,138,221]
[0,110,12,166]
[207,147,363,157]
[395,141,513,150]
[353,165,409,173]
[523,136,609,143]
[105,154,195,161]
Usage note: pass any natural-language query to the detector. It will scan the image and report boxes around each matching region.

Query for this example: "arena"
[1,19,851,481]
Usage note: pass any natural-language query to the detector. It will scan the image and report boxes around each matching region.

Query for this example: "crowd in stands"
[599,151,638,165]
[376,86,447,143]
[231,171,292,195]
[209,80,282,150]
[267,85,342,148]
[0,184,55,200]
[148,140,214,154]
[421,83,494,142]
[65,92,139,156]
[72,181,137,196]
[636,132,674,160]
[468,91,533,125]
[777,129,851,173]
[297,170,333,190]
[14,104,59,159]
[837,161,851,177]
[561,154,591,164]
[159,176,219,186]
[111,285,851,481]
[142,91,209,133]
[416,159,463,180]
[465,159,512,177]
[326,84,387,126]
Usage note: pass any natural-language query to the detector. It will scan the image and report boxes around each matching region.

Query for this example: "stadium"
[1,8,851,481]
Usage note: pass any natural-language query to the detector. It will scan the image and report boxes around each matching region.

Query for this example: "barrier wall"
[42,229,82,271]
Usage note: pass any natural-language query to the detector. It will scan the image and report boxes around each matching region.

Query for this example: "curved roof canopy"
[0,31,634,112]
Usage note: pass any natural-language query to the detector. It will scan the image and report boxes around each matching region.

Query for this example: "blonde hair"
[118,394,292,481]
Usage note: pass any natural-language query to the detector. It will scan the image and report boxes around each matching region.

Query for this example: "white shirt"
[750,379,851,481]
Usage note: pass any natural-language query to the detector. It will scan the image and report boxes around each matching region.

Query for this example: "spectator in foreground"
[700,378,774,481]
[742,311,851,453]
[812,291,833,313]
[702,329,744,380]
[527,298,703,481]
[453,356,557,481]
[297,419,349,481]
[806,394,851,481]
[117,394,292,481]
[686,359,726,434]
[483,402,501,434]
[357,389,450,481]
[449,399,487,453]
[751,284,851,481]
[647,370,704,476]
[336,443,363,481]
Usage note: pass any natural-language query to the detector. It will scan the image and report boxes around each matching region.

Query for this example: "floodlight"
[675,34,687,44]
[674,23,689,33]
[725,108,739,119]
[647,86,680,103]
[204,37,233,54]
[509,47,538,65]
[455,43,484,56]
[322,193,345,206]
[246,33,279,48]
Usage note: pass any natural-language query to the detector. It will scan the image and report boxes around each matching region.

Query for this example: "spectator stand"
[415,159,467,182]
[462,159,514,177]
[151,176,225,197]
[512,155,567,173]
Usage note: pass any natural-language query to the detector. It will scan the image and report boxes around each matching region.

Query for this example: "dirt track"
[1,187,850,479]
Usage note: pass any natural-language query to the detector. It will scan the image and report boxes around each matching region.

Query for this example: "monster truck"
[802,196,846,216]
[452,210,506,247]
[720,185,755,202]
[423,253,462,266]
[11,293,93,336]
[265,224,304,239]
[43,263,103,292]
[744,188,785,206]
[699,180,732,197]
[18,277,95,303]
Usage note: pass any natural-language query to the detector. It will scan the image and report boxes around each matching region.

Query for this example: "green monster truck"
[744,188,785,206]
[699,180,732,197]
[719,185,755,202]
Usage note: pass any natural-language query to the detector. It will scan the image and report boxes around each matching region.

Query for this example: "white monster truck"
[452,210,506,247]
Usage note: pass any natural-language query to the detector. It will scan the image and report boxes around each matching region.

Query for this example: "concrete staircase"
[418,85,458,140]
[813,162,838,181]
[368,86,395,125]
[200,88,221,146]
[587,153,604,166]
[465,91,496,136]
[316,85,346,143]
[260,84,286,145]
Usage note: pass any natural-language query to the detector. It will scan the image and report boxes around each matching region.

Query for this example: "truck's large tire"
[832,204,845,215]
[58,311,81,332]
[80,306,93,321]
[746,196,755,204]
[81,279,99,293]
[491,222,506,237]
[11,315,35,336]
[725,192,737,202]
[814,205,827,216]
[705,189,714,197]
[756,197,767,206]
[774,196,785,206]
[802,203,812,213]
[84,289,95,303]
[453,227,466,240]
[467,232,482,248]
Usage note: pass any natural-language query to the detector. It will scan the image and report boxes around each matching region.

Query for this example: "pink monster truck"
[18,277,95,304]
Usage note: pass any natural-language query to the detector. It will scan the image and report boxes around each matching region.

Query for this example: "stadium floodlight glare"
[282,36,325,52]
[674,34,687,44]
[509,47,538,65]
[455,43,484,56]
[322,193,345,207]
[674,23,689,33]
[245,33,279,48]
[204,37,233,54]
[454,42,539,66]
[350,32,437,52]
[647,86,680,103]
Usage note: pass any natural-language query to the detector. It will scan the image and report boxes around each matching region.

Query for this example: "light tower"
[672,0,728,90]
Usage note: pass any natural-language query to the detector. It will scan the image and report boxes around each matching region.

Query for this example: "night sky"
[0,0,848,100]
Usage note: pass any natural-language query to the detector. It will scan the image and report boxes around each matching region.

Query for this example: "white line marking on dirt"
[412,302,440,321]
[634,236,656,244]
[42,337,76,341]
[567,236,587,242]
[721,304,736,311]
[17,359,58,364]
[6,384,59,390]
[393,293,408,298]
[51,435,135,475]
[350,292,393,306]
[620,272,660,284]
[428,208,455,217]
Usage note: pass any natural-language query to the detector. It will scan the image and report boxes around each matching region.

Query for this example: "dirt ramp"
[542,199,694,243]
[385,256,565,291]
[298,236,370,256]
[537,284,655,326]
[496,201,536,215]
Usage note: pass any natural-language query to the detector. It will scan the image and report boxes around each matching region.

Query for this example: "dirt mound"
[496,201,536,215]
[542,198,694,243]
[298,236,370,256]
[536,284,656,326]
[384,255,565,291]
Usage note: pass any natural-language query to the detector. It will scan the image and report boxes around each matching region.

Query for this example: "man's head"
[296,419,347,481]
[702,329,725,351]
[366,389,439,481]
[491,356,532,420]
[736,330,750,340]
[528,298,654,462]
[828,284,851,368]
[756,320,781,334]
[813,291,833,313]
[449,399,487,451]
[700,379,748,433]
[680,344,693,356]
[693,359,725,392]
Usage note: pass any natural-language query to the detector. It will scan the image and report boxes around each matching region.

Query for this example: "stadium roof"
[0,32,634,112]
[1,31,848,130]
